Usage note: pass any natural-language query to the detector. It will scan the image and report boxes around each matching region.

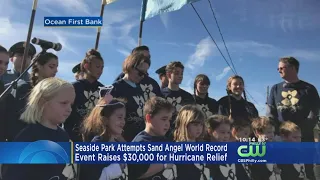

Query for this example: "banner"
[0,141,319,164]
[141,0,201,21]
[44,17,103,27]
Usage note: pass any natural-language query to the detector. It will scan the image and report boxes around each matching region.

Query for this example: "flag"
[103,0,118,5]
[141,0,201,21]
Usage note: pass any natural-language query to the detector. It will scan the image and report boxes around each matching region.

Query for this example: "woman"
[111,51,150,142]
[218,75,258,122]
[193,74,219,118]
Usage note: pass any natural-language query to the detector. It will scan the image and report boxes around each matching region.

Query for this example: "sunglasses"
[135,67,149,77]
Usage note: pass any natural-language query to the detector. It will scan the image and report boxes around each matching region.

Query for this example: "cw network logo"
[237,142,267,163]
[19,140,69,164]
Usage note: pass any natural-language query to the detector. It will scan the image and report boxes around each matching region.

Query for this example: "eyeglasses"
[135,67,149,77]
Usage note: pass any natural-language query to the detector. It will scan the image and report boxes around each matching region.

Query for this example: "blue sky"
[1,0,319,115]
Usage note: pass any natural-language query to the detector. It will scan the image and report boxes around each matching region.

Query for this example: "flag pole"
[95,0,106,50]
[138,0,147,46]
[20,0,38,73]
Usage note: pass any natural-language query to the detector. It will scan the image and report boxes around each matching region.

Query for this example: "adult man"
[266,57,320,142]
[155,65,168,89]
[0,42,36,85]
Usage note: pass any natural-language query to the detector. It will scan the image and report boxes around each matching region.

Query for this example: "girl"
[218,75,258,123]
[80,92,128,180]
[7,52,59,141]
[64,49,104,142]
[205,115,252,180]
[111,51,150,142]
[193,74,219,118]
[174,105,210,180]
[2,77,75,180]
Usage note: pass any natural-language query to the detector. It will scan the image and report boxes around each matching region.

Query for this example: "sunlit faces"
[148,109,173,136]
[88,58,104,80]
[197,81,209,94]
[106,107,126,136]
[11,53,32,72]
[38,58,58,78]
[42,86,75,127]
[282,130,301,142]
[211,124,231,142]
[131,62,149,83]
[0,52,9,76]
[230,78,244,96]
[278,62,295,79]
[168,67,183,85]
[187,121,204,141]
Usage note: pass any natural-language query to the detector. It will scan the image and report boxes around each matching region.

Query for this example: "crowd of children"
[0,42,319,180]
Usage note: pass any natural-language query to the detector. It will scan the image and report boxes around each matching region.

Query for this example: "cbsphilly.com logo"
[237,142,267,163]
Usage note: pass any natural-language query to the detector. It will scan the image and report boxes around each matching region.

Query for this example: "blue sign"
[0,141,71,164]
[44,17,103,27]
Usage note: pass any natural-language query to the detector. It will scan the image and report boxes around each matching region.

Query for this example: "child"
[128,96,176,180]
[231,119,252,142]
[80,93,128,180]
[205,115,251,180]
[250,116,281,180]
[111,51,150,142]
[2,77,75,180]
[278,121,314,180]
[7,52,59,141]
[193,74,219,118]
[218,75,258,122]
[174,105,210,180]
[64,49,104,142]
[161,61,195,139]
[161,61,195,113]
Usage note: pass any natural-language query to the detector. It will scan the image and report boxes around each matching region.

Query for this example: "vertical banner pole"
[20,0,39,73]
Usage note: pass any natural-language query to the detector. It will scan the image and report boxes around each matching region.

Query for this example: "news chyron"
[44,17,103,27]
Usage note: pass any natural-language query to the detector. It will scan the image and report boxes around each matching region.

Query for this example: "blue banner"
[0,140,71,164]
[44,17,103,27]
[0,141,319,164]
[73,142,320,164]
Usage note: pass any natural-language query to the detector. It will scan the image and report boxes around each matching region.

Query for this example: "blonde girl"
[2,77,75,180]
[174,105,209,180]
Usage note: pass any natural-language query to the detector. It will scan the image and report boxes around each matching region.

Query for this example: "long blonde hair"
[20,77,74,124]
[174,105,205,142]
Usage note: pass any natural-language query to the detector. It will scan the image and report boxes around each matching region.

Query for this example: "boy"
[129,97,176,180]
[161,61,195,112]
[161,61,195,139]
[231,120,251,142]
[1,42,36,85]
[250,116,281,180]
[155,65,168,89]
[278,121,315,180]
